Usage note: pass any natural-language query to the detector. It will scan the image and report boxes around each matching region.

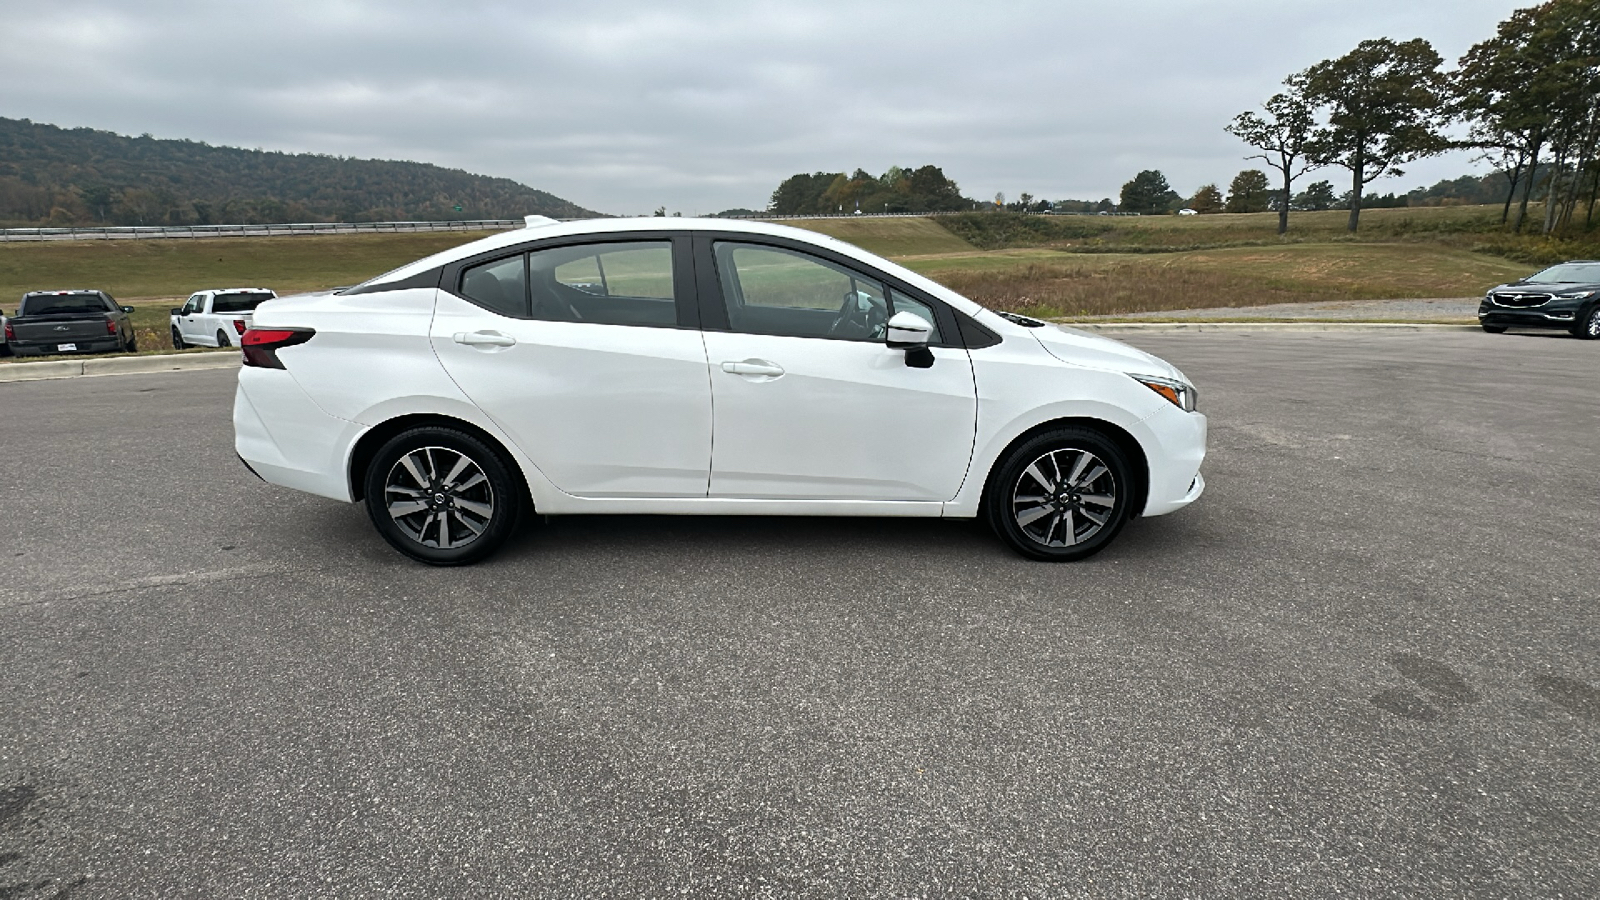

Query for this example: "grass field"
[0,231,490,303]
[0,208,1567,357]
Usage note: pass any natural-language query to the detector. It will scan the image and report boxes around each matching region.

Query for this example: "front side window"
[184,295,203,315]
[713,242,943,343]
[714,242,889,340]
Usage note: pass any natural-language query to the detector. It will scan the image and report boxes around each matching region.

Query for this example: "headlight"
[1554,290,1597,301]
[1133,374,1198,412]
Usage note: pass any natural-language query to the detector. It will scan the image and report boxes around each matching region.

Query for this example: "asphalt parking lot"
[1,331,1596,898]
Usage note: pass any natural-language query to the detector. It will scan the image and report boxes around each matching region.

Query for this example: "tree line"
[767,166,971,215]
[0,117,595,227]
[1226,0,1598,234]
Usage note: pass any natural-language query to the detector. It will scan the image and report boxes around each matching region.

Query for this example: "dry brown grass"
[933,262,1353,318]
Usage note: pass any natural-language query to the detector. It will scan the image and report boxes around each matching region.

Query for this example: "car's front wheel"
[363,427,522,566]
[1572,305,1600,340]
[171,327,186,350]
[985,426,1134,562]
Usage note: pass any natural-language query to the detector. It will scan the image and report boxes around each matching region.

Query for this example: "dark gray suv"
[1478,261,1600,339]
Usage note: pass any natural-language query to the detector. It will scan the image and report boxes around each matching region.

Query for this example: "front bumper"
[1138,404,1207,517]
[1478,302,1583,329]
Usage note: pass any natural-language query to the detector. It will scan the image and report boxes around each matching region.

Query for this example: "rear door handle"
[453,331,517,347]
[721,360,784,377]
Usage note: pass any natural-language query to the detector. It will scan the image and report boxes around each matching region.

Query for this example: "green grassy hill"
[0,116,596,227]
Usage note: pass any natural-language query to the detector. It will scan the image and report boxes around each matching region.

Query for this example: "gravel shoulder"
[1073,297,1478,322]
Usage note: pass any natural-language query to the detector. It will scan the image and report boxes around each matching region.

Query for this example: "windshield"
[1525,263,1600,284]
[212,291,272,313]
[20,294,111,316]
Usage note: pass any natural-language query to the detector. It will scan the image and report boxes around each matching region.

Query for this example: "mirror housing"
[121,306,136,314]
[885,311,933,349]
[170,308,184,316]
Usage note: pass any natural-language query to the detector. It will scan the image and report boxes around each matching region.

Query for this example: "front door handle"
[721,359,784,377]
[453,330,517,347]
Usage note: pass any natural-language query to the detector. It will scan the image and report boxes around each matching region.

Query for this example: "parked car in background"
[5,290,137,356]
[1479,260,1600,339]
[171,288,276,349]
[235,217,1206,566]
[0,308,9,356]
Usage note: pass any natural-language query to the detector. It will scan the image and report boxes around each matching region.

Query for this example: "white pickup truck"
[170,288,276,349]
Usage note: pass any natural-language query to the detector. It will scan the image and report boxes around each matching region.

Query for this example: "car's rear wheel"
[985,426,1134,562]
[125,333,138,352]
[363,427,521,566]
[1571,305,1600,340]
[216,329,231,348]
[171,327,186,350]
[1481,324,1507,334]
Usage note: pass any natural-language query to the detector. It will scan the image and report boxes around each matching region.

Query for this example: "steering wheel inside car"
[827,290,887,339]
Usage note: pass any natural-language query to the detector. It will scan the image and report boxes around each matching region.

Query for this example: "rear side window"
[457,241,679,327]
[212,292,272,314]
[535,242,676,326]
[460,255,529,318]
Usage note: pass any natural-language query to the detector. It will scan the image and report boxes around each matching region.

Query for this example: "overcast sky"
[1,0,1527,216]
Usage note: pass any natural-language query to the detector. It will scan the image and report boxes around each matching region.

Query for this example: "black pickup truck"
[4,290,138,356]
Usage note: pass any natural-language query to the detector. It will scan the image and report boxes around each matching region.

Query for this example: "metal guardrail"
[0,219,524,242]
[0,210,1145,241]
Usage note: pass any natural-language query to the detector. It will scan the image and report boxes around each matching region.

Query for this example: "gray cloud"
[0,0,1523,214]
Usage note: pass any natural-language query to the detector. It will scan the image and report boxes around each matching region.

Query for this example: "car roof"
[357,217,985,316]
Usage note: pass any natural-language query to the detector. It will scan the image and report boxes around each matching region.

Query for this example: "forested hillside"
[0,117,596,226]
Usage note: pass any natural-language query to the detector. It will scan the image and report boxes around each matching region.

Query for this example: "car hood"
[1493,281,1600,293]
[1027,323,1190,383]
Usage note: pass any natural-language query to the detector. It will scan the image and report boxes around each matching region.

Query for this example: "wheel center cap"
[433,492,447,504]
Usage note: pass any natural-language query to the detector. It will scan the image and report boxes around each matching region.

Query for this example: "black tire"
[1571,304,1600,340]
[171,327,186,350]
[363,426,522,566]
[1481,324,1507,334]
[985,426,1135,562]
[216,329,232,348]
[125,333,138,353]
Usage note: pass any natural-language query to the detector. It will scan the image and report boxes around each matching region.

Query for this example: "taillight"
[233,319,247,335]
[3,321,13,341]
[241,328,314,369]
[107,319,118,335]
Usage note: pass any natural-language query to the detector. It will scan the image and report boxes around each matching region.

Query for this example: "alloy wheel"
[1588,308,1600,338]
[1010,447,1118,548]
[383,446,495,549]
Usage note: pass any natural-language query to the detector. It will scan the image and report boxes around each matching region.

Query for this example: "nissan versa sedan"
[234,216,1206,565]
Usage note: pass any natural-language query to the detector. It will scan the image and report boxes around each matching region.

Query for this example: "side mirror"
[170,308,184,316]
[121,306,135,314]
[885,311,933,349]
[886,311,935,368]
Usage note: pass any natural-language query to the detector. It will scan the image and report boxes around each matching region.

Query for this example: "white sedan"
[234,217,1205,565]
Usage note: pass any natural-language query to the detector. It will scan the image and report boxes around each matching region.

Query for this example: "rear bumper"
[234,371,363,502]
[8,337,123,355]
